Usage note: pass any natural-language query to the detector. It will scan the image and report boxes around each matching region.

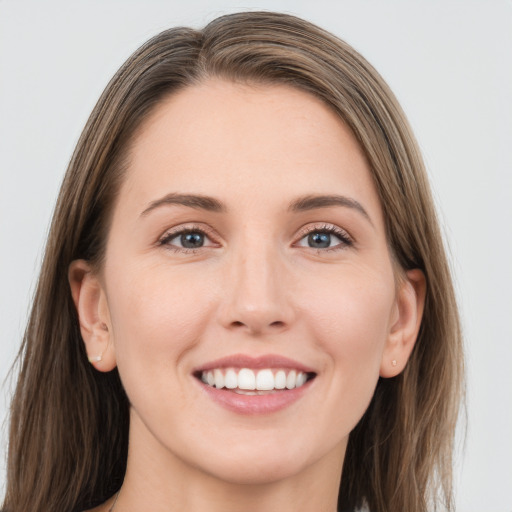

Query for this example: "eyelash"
[157,223,353,254]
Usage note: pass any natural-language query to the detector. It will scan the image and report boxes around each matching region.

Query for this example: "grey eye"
[307,232,332,248]
[179,232,205,248]
[295,226,352,251]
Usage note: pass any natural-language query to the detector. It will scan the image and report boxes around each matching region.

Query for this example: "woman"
[2,11,463,512]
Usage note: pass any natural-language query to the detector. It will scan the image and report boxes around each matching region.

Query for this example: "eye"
[295,224,353,251]
[158,226,218,252]
[174,231,206,249]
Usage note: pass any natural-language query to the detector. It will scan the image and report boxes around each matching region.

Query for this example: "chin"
[199,452,312,486]
[183,431,345,487]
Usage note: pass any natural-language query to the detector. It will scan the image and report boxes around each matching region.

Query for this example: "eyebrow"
[140,193,226,216]
[140,192,372,226]
[288,194,373,226]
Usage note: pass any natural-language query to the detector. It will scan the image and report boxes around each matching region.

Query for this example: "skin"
[70,79,425,512]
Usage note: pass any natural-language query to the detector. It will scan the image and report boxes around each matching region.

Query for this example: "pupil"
[308,232,330,248]
[181,232,204,248]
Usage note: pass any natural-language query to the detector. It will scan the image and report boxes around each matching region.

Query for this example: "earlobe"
[68,259,117,372]
[380,269,426,378]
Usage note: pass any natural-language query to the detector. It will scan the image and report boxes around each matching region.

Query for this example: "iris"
[181,232,204,248]
[308,232,331,248]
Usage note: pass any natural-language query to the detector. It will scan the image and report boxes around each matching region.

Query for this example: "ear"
[380,269,426,378]
[68,259,116,372]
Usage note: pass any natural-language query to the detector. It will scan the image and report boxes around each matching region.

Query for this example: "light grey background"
[1,1,511,510]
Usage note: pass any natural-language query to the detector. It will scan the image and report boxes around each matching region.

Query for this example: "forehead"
[118,79,382,223]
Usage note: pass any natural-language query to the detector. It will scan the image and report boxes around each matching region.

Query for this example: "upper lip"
[193,353,316,374]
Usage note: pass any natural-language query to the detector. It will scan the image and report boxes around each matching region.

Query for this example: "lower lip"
[197,379,313,415]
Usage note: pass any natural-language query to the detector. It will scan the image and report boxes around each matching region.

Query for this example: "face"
[80,80,416,486]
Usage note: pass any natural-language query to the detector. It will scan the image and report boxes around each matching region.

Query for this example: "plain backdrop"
[1,1,511,510]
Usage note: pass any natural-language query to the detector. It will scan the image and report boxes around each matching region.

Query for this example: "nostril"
[227,318,289,334]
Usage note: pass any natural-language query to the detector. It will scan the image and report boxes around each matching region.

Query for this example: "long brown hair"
[3,11,463,512]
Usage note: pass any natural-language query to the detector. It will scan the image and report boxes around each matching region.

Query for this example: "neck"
[116,412,345,512]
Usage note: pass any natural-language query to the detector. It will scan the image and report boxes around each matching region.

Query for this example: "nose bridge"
[219,232,293,334]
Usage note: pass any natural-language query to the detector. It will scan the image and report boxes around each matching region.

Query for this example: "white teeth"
[200,368,311,391]
[224,368,237,389]
[275,370,286,389]
[256,369,274,390]
[286,370,297,389]
[214,369,224,389]
[238,368,256,390]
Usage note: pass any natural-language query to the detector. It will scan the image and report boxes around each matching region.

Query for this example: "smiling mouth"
[195,368,316,394]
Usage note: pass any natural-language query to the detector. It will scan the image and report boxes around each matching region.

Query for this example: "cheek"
[302,263,395,354]
[105,261,216,375]
[302,267,395,423]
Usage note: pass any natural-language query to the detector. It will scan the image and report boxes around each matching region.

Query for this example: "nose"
[217,242,295,336]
